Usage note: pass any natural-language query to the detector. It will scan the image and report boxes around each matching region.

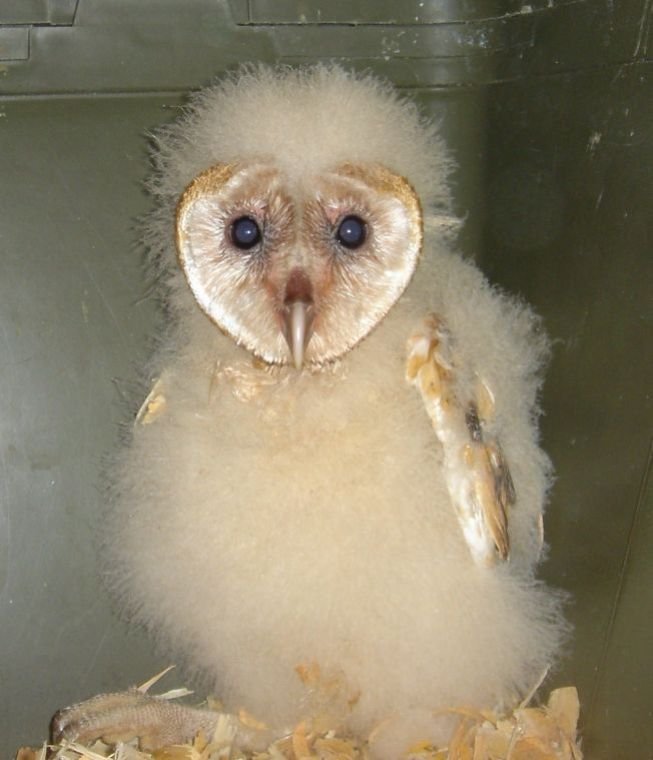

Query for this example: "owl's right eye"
[336,215,367,249]
[230,216,261,250]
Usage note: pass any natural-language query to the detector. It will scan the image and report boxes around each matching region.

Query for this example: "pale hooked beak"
[282,299,315,370]
[281,268,315,370]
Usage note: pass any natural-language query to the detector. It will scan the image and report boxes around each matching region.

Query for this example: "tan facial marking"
[336,162,423,250]
[176,160,424,367]
[176,163,239,268]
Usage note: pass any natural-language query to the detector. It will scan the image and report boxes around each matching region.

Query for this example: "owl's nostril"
[284,267,313,305]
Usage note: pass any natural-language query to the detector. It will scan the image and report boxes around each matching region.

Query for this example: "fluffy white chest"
[105,324,559,733]
[129,334,459,576]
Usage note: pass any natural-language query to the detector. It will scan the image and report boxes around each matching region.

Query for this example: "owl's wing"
[406,315,516,567]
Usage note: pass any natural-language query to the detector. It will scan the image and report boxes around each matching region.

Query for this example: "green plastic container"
[1,2,651,757]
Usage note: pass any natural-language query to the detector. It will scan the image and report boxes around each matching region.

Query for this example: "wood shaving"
[237,709,268,732]
[135,378,167,425]
[16,686,582,760]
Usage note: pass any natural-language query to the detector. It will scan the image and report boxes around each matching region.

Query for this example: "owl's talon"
[49,690,232,751]
[407,315,515,567]
[51,689,142,746]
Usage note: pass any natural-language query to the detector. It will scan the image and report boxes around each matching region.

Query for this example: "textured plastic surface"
[3,0,647,92]
[0,0,78,25]
[482,60,653,757]
[0,97,171,750]
[1,1,651,758]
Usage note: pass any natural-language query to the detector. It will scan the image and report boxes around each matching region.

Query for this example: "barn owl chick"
[53,65,566,757]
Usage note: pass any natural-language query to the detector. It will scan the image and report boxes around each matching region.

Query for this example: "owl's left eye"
[230,216,261,250]
[336,215,367,249]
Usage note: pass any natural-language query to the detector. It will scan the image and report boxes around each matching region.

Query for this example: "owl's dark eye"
[336,215,367,249]
[230,216,261,250]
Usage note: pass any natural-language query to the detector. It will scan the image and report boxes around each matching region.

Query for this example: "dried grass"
[15,682,582,760]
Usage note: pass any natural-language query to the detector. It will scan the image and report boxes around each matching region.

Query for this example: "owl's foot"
[406,315,516,567]
[50,689,269,752]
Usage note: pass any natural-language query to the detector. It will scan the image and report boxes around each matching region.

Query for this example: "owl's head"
[152,65,450,367]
